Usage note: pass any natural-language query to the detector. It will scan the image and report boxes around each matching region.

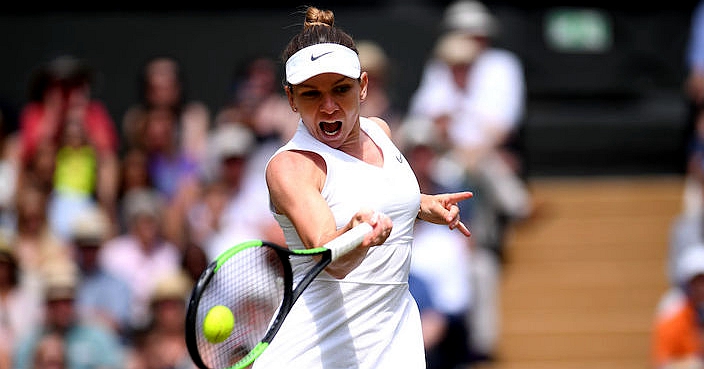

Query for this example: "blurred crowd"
[0,1,536,369]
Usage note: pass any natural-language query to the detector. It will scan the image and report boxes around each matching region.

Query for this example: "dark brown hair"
[27,55,94,102]
[281,7,358,67]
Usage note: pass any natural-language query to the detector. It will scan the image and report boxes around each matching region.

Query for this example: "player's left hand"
[418,192,473,237]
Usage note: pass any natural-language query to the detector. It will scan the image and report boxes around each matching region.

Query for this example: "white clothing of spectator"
[407,1,530,221]
[411,221,473,317]
[406,2,530,360]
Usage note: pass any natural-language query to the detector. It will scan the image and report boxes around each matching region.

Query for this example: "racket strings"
[196,246,285,369]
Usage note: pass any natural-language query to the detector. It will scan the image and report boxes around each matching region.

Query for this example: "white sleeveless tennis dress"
[253,117,425,368]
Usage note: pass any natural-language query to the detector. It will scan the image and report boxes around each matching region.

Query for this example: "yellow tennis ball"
[203,305,235,343]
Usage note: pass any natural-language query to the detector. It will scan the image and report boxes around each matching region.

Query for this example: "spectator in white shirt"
[406,0,530,361]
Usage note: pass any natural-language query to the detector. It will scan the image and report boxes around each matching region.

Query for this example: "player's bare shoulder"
[367,116,392,138]
[266,149,327,188]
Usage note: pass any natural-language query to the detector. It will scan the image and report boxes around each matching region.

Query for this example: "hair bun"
[304,7,335,28]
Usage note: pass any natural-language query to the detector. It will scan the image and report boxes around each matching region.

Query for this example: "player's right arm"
[266,149,391,278]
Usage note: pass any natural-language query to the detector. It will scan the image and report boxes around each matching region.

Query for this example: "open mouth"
[319,121,342,136]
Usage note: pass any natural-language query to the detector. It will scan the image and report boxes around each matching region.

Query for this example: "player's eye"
[333,84,352,94]
[300,90,321,98]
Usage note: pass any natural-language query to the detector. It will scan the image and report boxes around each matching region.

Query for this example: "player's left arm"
[367,116,472,236]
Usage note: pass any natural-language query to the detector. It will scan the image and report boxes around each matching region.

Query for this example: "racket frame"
[186,241,333,369]
[185,222,372,369]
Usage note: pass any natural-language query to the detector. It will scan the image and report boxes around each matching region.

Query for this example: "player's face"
[287,72,368,149]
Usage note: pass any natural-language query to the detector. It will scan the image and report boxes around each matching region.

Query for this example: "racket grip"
[327,222,374,261]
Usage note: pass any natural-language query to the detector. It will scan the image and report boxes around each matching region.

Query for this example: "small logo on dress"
[311,51,334,61]
[396,153,403,163]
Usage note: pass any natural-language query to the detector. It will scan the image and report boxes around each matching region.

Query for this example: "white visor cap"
[285,43,361,85]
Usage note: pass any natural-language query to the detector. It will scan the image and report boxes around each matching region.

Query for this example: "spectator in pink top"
[98,189,181,332]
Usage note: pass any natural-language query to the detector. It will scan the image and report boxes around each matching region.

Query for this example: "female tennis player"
[259,6,473,368]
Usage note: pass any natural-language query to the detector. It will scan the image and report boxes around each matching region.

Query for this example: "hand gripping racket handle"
[327,222,374,261]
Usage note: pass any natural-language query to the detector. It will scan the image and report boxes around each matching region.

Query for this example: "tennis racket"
[185,222,374,369]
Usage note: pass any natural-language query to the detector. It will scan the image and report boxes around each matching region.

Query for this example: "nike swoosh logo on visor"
[311,51,334,61]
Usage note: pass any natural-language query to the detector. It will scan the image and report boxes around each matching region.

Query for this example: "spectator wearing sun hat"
[406,1,529,361]
[68,206,132,341]
[13,259,126,369]
[128,270,196,369]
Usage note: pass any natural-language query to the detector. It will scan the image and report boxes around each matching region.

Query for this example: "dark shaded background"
[0,0,699,176]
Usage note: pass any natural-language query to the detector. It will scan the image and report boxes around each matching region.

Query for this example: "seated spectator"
[192,123,283,260]
[212,55,298,183]
[19,55,118,169]
[407,0,531,248]
[122,56,210,167]
[13,259,125,369]
[134,106,201,248]
[660,199,704,318]
[652,244,704,368]
[130,270,196,369]
[405,2,528,360]
[68,206,132,341]
[49,114,117,241]
[18,55,119,231]
[0,239,42,369]
[11,183,71,296]
[99,189,181,332]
